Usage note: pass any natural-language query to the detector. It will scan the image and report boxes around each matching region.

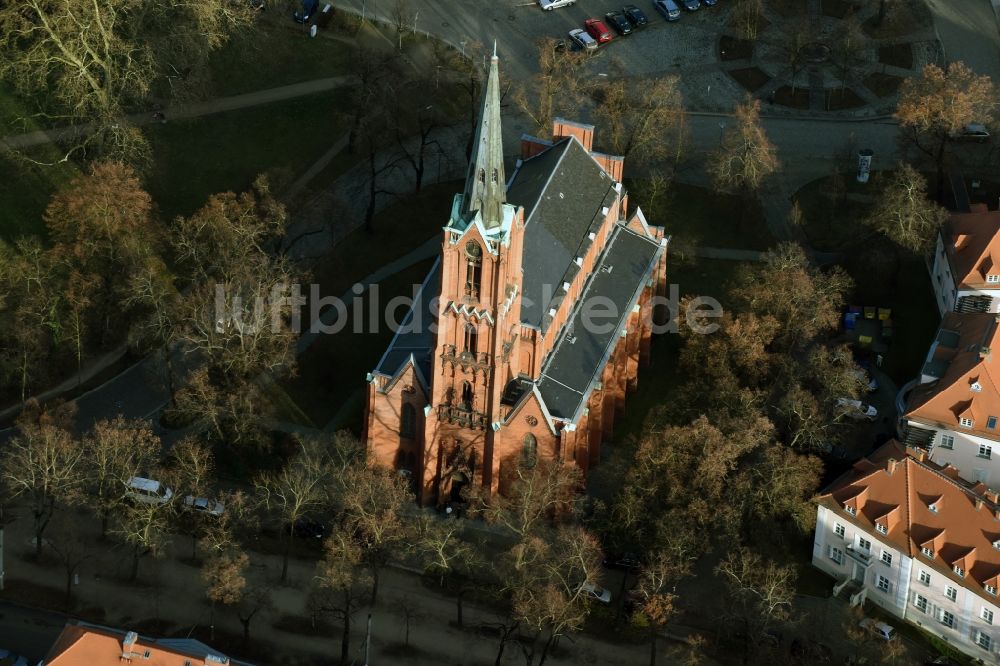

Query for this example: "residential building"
[930,204,1000,315]
[41,621,253,665]
[363,53,668,505]
[814,442,1000,663]
[903,311,1000,487]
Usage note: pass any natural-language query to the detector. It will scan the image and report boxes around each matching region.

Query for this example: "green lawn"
[145,91,350,220]
[284,259,436,430]
[205,21,356,97]
[631,180,775,251]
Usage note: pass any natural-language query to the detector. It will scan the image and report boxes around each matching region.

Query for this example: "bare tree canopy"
[514,38,588,138]
[592,74,687,168]
[864,163,949,254]
[0,0,255,161]
[896,62,996,198]
[709,96,779,195]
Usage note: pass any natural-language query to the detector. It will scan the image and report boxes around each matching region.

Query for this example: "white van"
[127,477,174,505]
[859,618,896,641]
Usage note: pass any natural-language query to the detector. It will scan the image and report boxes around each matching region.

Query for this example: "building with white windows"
[930,204,1000,315]
[814,442,1000,663]
[903,312,1000,488]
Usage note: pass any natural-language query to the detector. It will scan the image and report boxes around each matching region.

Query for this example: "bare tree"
[389,0,416,51]
[81,417,161,537]
[116,494,174,582]
[709,96,779,210]
[256,437,332,582]
[312,532,371,664]
[593,75,687,169]
[865,162,949,255]
[896,62,996,200]
[731,0,764,41]
[202,549,249,641]
[0,1,254,161]
[335,460,413,605]
[716,547,796,663]
[47,512,93,607]
[0,421,83,557]
[513,38,589,138]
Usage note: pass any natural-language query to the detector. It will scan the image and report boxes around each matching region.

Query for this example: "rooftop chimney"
[886,458,898,475]
[121,631,138,660]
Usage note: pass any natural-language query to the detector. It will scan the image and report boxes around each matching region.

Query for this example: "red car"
[584,18,614,44]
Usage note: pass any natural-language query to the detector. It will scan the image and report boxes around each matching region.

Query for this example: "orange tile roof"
[944,204,1000,290]
[906,312,1000,439]
[44,622,246,666]
[818,441,1000,601]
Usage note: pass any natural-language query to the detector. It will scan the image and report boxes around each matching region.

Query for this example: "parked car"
[957,123,990,142]
[127,477,173,505]
[605,11,633,35]
[584,18,614,44]
[539,0,576,9]
[602,551,641,572]
[859,618,896,641]
[183,495,225,517]
[286,518,326,540]
[568,28,598,52]
[0,650,28,666]
[652,0,681,21]
[293,0,318,23]
[837,398,878,421]
[580,581,612,603]
[702,0,717,5]
[623,4,649,27]
[680,0,700,10]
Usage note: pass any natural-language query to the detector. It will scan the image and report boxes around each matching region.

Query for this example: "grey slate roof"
[536,226,661,421]
[507,137,619,332]
[373,259,440,386]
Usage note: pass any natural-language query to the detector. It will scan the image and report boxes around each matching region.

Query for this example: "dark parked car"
[602,551,642,572]
[286,518,326,540]
[680,0,700,9]
[605,11,633,35]
[652,0,681,21]
[293,0,319,23]
[623,4,649,27]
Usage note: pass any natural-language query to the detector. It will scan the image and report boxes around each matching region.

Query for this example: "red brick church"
[363,52,669,505]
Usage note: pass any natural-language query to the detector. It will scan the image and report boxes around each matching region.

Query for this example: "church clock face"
[466,241,482,258]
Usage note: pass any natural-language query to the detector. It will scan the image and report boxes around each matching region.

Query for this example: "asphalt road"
[0,600,68,664]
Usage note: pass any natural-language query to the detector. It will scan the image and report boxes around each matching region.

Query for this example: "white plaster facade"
[814,504,1000,662]
[915,423,1000,489]
[931,232,1000,316]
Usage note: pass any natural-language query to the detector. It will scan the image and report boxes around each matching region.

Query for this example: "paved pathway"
[0,76,356,150]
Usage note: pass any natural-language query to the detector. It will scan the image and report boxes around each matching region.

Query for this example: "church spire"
[462,47,506,229]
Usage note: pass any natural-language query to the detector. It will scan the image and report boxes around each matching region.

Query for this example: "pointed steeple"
[462,47,506,229]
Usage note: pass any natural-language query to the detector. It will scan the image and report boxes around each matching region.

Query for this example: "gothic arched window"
[465,242,482,299]
[492,169,499,183]
[478,168,486,184]
[522,433,538,469]
[461,381,473,410]
[464,323,478,355]
[400,403,416,439]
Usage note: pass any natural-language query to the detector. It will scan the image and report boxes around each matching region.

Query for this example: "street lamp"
[718,121,726,145]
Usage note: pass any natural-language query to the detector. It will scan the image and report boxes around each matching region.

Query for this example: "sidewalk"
[0,507,680,666]
[1,76,356,151]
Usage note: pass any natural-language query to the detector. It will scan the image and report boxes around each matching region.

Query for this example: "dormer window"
[988,275,1000,284]
[973,382,983,392]
[954,565,965,578]
[961,417,975,428]
[845,504,856,516]
[929,502,939,513]
[922,546,935,558]
[876,523,888,535]
[993,539,1000,551]
[988,584,997,595]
